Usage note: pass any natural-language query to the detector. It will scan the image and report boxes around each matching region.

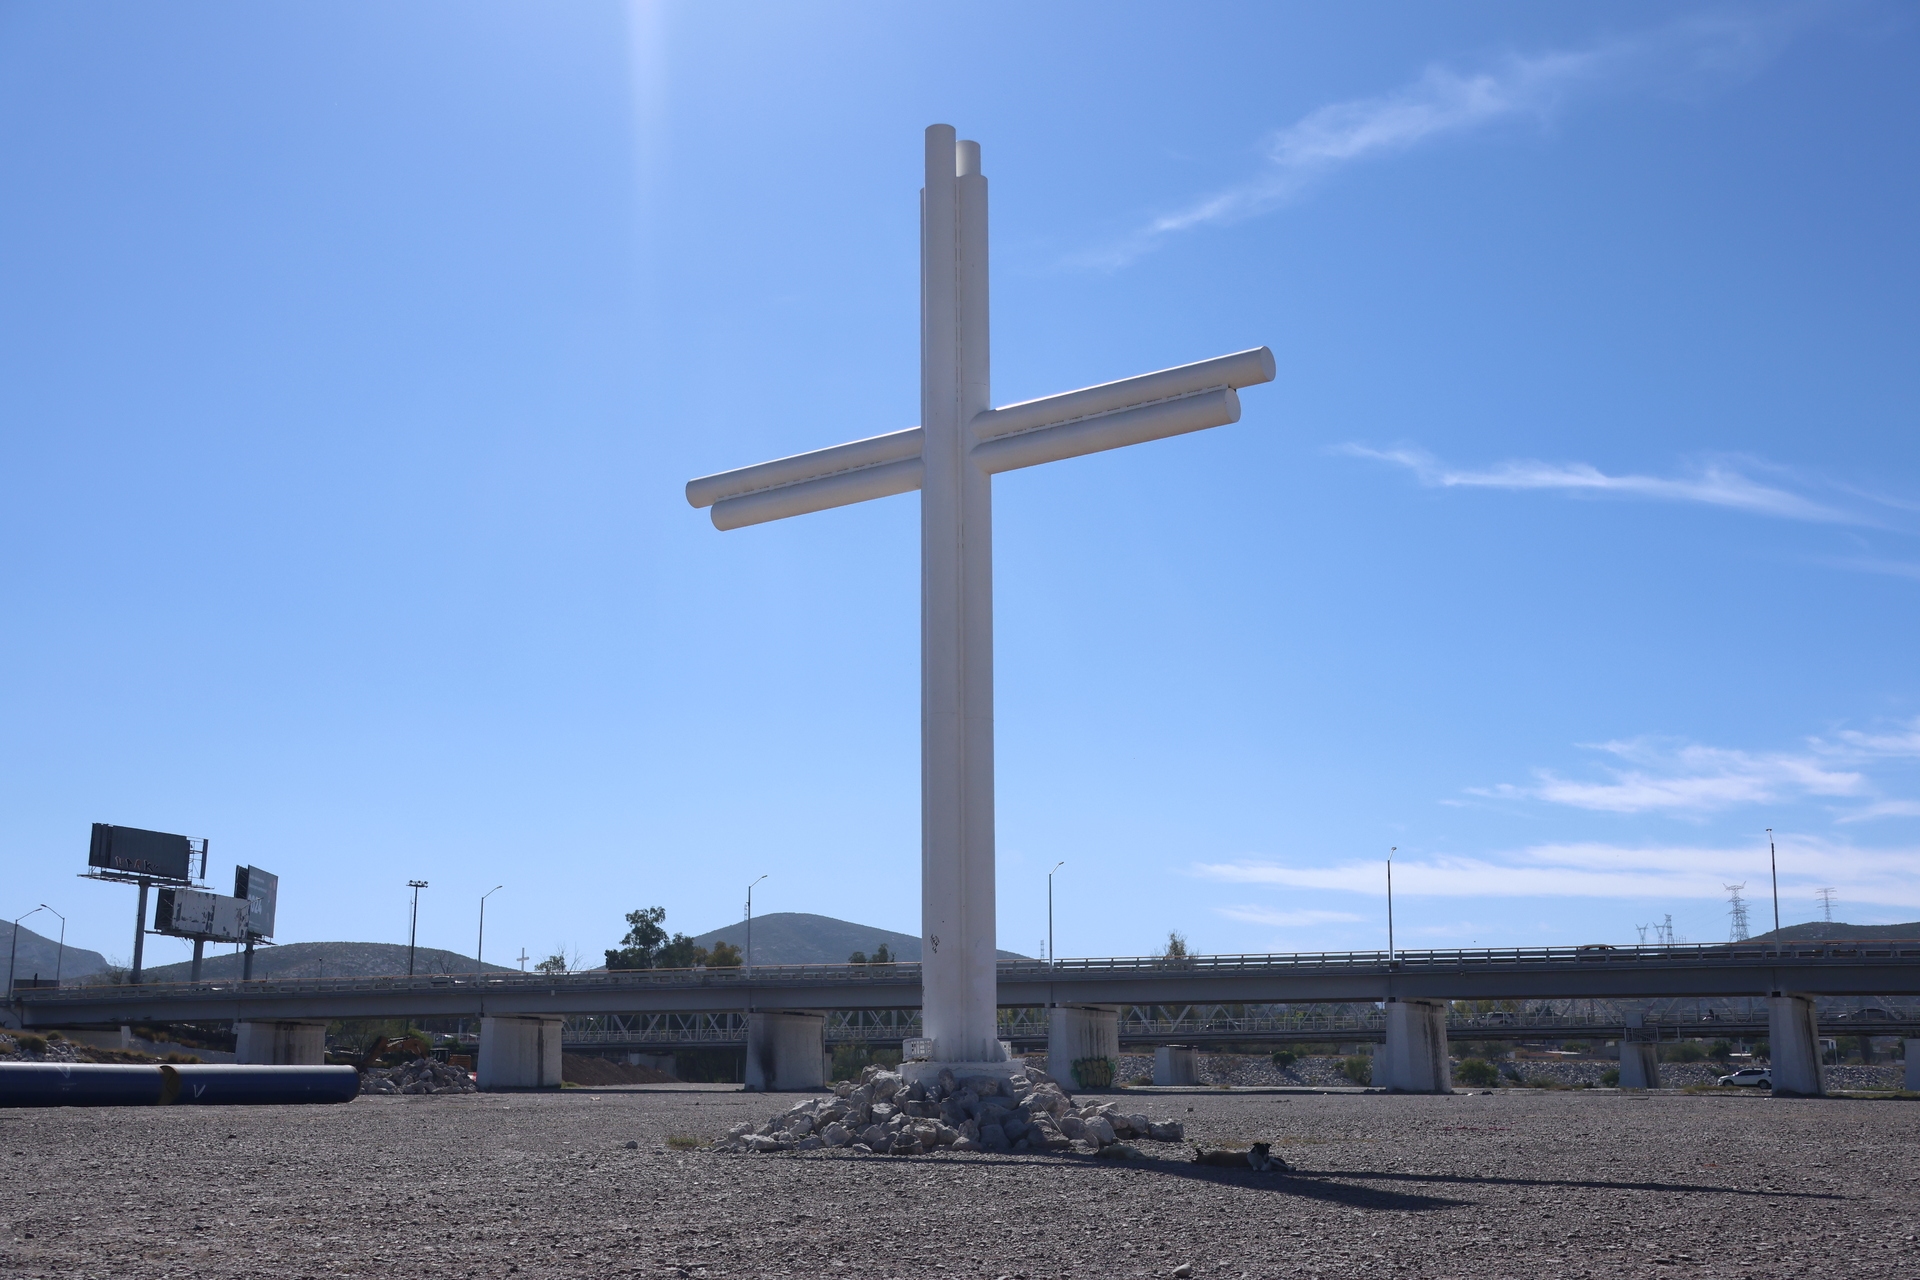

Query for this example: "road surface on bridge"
[14,941,1919,1028]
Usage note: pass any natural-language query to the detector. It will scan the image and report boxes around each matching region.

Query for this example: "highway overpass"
[13,941,1919,1028]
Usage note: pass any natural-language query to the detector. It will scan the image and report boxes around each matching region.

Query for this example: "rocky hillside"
[1746,920,1920,943]
[139,940,517,983]
[687,912,1027,966]
[0,920,108,984]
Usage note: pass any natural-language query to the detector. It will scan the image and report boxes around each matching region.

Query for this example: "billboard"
[154,888,249,942]
[233,865,278,939]
[88,823,196,882]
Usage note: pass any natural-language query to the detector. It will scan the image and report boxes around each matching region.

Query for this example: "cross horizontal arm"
[974,387,1239,474]
[686,427,924,530]
[971,347,1273,444]
[684,346,1275,531]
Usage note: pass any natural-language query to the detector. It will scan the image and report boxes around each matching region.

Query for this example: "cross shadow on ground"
[1285,1168,1848,1202]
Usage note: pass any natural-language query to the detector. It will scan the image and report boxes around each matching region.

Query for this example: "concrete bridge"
[12,941,1917,1095]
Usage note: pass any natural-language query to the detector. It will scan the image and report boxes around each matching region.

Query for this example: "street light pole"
[8,906,49,996]
[1386,848,1396,962]
[1048,861,1065,969]
[1767,828,1780,950]
[407,880,429,977]
[477,885,504,973]
[745,875,767,976]
[40,905,66,987]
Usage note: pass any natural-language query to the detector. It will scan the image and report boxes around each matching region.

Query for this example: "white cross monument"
[687,124,1274,1083]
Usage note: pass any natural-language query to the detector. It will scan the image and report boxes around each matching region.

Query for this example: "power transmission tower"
[1815,887,1836,923]
[1725,883,1750,942]
[1635,924,1649,945]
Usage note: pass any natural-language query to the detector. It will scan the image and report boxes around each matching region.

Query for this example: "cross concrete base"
[1046,1003,1120,1089]
[1154,1045,1199,1086]
[1618,1041,1661,1089]
[234,1020,327,1065]
[478,1015,563,1091]
[1768,994,1826,1097]
[1379,999,1452,1093]
[745,1011,827,1092]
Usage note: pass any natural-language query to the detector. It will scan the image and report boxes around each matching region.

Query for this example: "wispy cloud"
[1088,14,1794,267]
[1196,836,1920,908]
[1216,905,1364,928]
[1341,445,1866,525]
[1480,722,1920,818]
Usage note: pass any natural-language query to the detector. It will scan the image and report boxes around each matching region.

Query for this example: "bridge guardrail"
[17,940,1920,1008]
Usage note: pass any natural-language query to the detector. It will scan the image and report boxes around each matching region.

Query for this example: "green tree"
[656,932,709,970]
[605,906,670,970]
[847,950,868,965]
[1454,1058,1499,1087]
[534,951,569,976]
[707,940,742,967]
[872,942,894,964]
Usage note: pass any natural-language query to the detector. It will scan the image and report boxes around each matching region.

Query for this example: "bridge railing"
[17,939,1919,1007]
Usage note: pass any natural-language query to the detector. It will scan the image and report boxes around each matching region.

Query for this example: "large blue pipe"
[0,1063,360,1106]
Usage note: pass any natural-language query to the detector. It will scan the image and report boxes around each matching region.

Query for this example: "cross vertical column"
[920,124,1000,1063]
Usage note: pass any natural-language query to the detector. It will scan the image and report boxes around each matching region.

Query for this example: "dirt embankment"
[560,1053,676,1086]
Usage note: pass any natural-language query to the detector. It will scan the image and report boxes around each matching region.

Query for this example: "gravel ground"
[1113,1053,1910,1091]
[4,1085,1917,1278]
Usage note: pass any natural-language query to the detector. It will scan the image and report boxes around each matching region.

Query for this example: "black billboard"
[88,823,195,882]
[234,865,278,939]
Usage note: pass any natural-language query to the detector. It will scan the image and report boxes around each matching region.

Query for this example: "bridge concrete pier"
[745,1011,826,1092]
[233,1020,327,1065]
[1154,1045,1199,1086]
[1768,994,1826,1097]
[1618,1040,1660,1089]
[1905,1040,1919,1092]
[1048,1004,1120,1088]
[1378,998,1452,1093]
[478,1016,563,1091]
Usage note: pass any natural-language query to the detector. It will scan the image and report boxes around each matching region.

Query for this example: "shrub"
[1271,1050,1297,1069]
[1454,1058,1499,1088]
[1072,1056,1116,1089]
[1661,1041,1707,1063]
[1340,1055,1372,1086]
[830,1042,900,1080]
[664,1135,702,1150]
[1600,1068,1620,1087]
[15,1034,47,1055]
[1708,1039,1735,1062]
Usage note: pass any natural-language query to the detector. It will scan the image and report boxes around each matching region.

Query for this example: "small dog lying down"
[1192,1142,1289,1172]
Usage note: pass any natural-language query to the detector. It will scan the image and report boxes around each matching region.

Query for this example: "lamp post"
[7,906,48,996]
[407,880,429,977]
[1048,861,1065,969]
[1767,829,1780,952]
[477,885,504,973]
[745,875,767,975]
[1386,848,1396,963]
[40,905,66,987]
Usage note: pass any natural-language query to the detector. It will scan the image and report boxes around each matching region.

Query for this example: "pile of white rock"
[359,1058,478,1095]
[713,1063,1184,1158]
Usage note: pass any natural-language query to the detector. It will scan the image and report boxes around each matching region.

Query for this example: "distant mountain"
[140,941,518,983]
[687,911,1027,966]
[1,920,108,984]
[1746,921,1920,943]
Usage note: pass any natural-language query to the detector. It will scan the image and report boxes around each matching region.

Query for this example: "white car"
[1716,1066,1772,1088]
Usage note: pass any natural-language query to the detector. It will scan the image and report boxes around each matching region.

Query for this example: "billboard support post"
[190,938,205,983]
[131,878,149,986]
[243,938,254,981]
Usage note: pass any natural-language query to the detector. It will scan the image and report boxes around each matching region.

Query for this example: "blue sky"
[3,2,1918,970]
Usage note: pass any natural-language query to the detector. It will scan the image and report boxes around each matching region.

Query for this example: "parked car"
[1717,1066,1772,1088]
